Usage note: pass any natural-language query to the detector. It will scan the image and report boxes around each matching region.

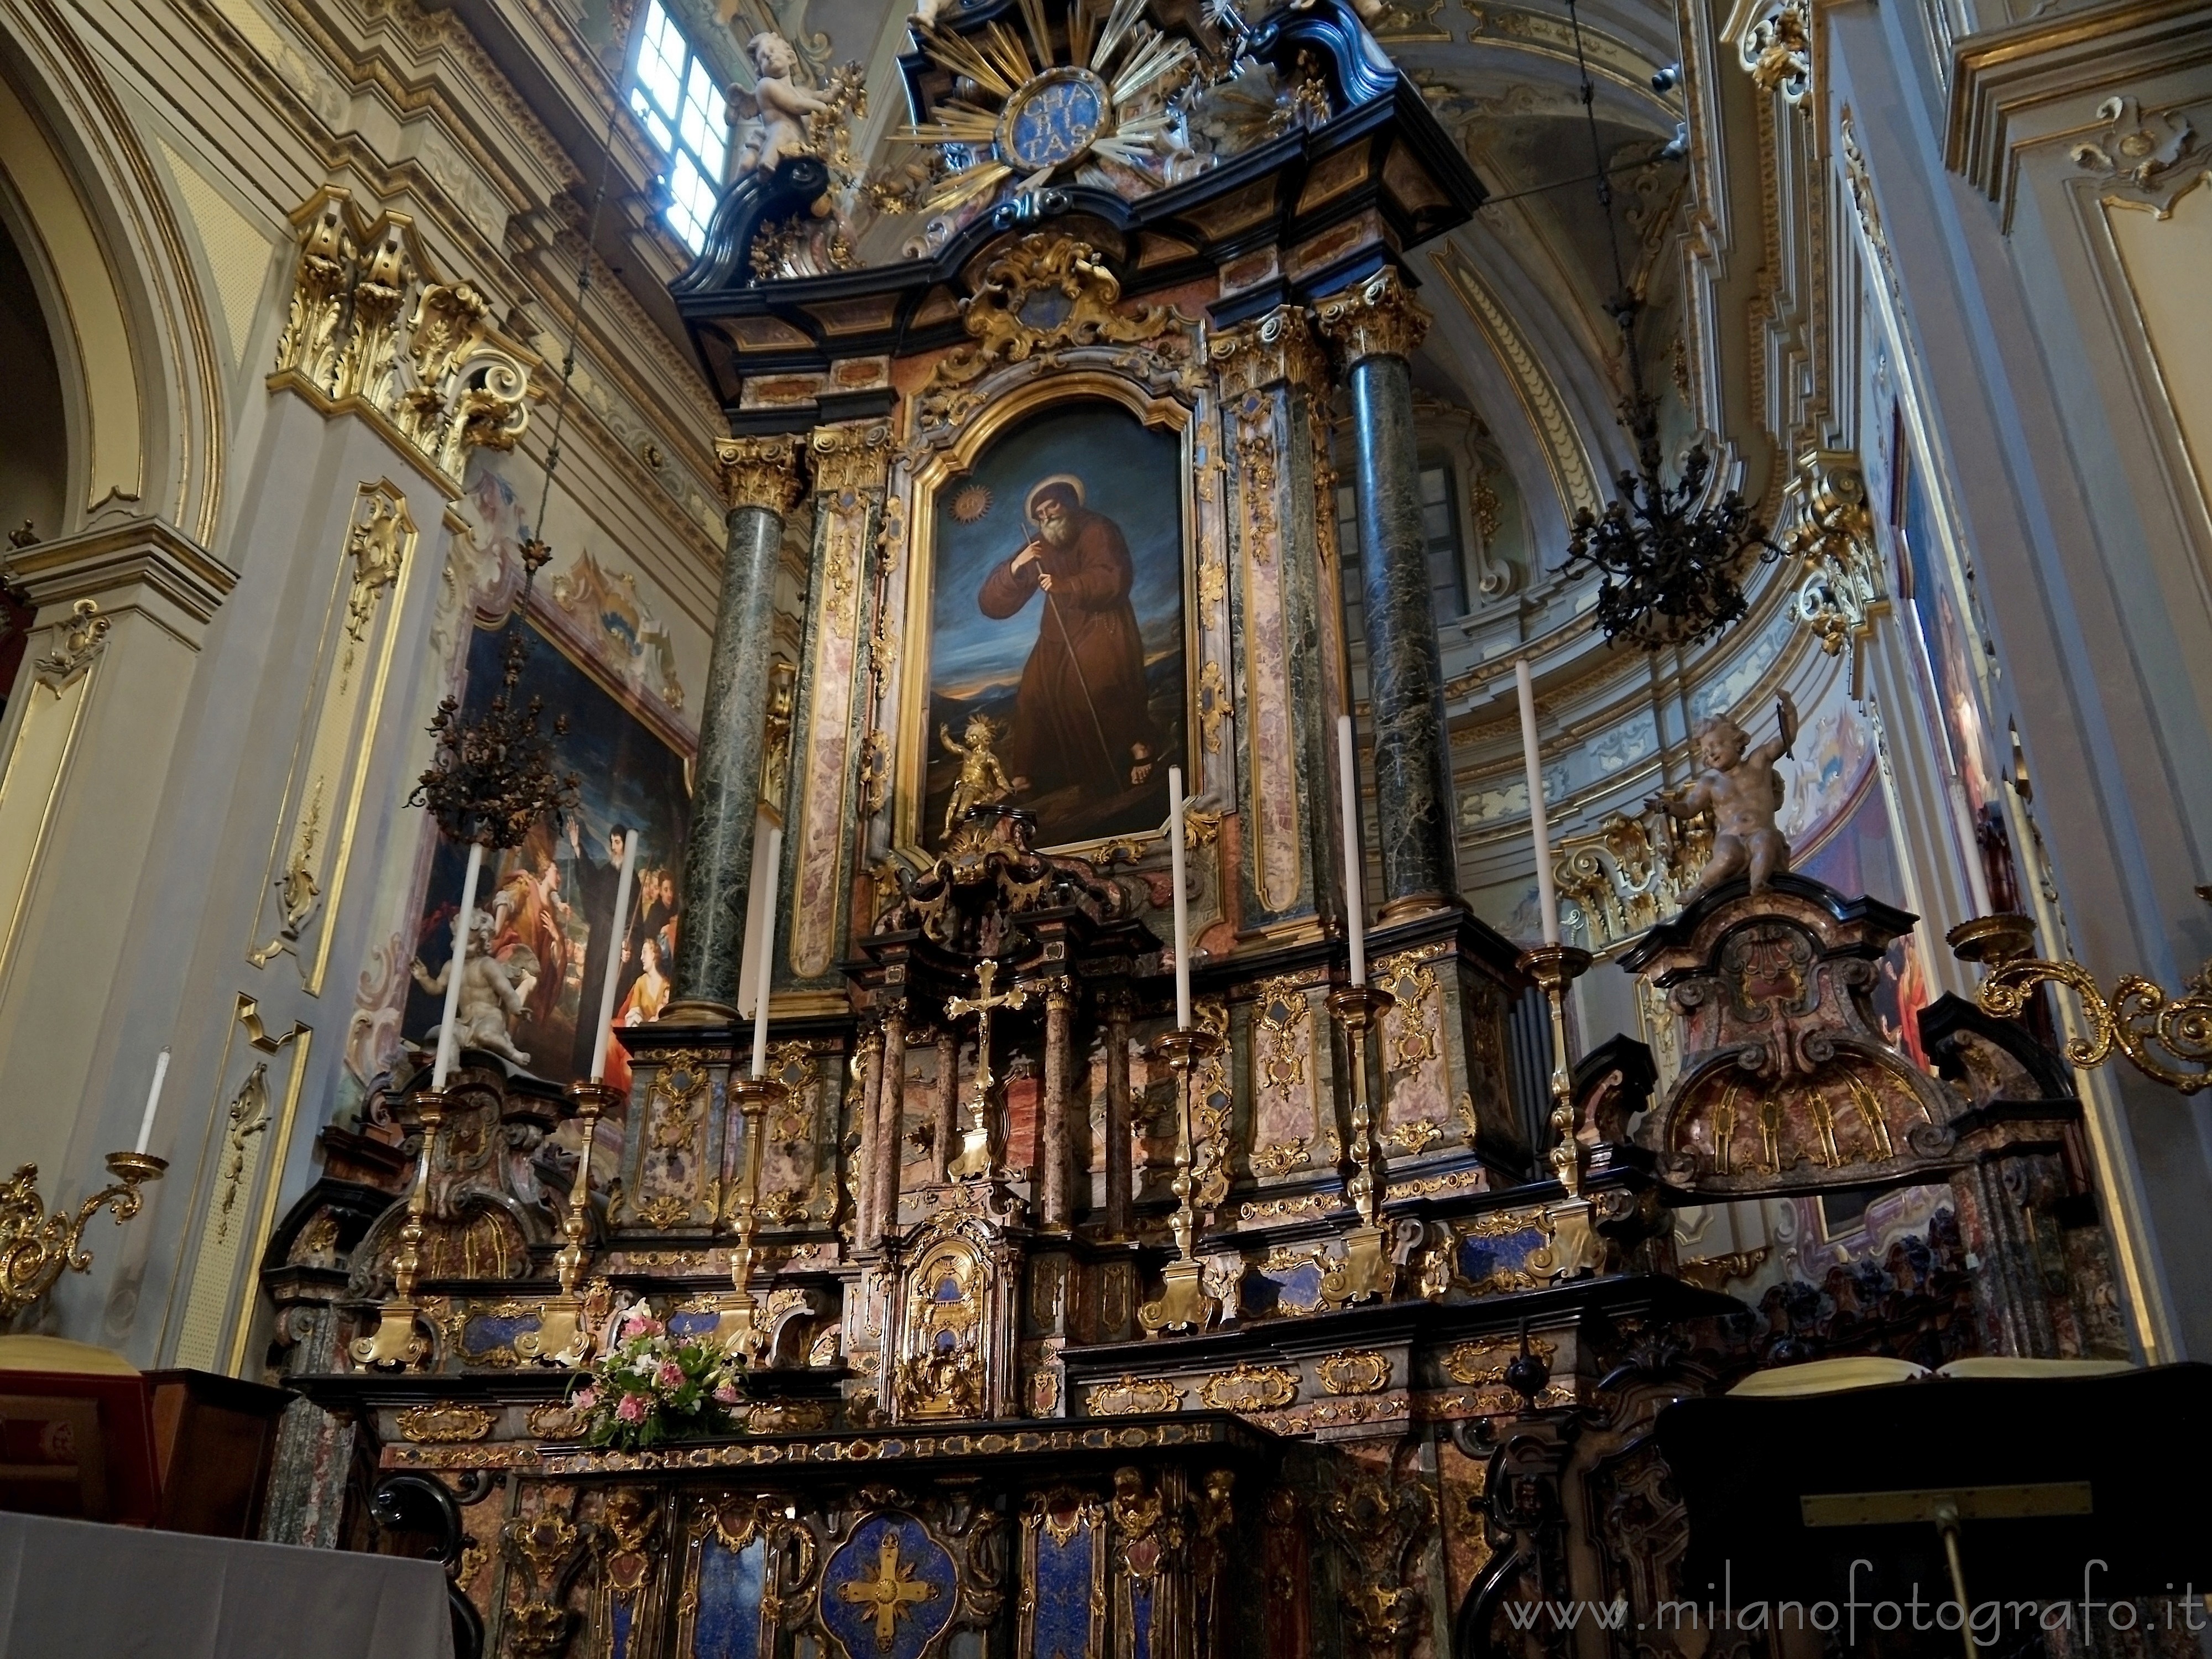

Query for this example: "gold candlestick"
[0,1151,166,1322]
[1948,898,2212,1095]
[711,1076,785,1360]
[1324,982,1396,1303]
[518,1080,617,1367]
[1516,946,1594,1196]
[1138,1026,1223,1334]
[351,1089,445,1370]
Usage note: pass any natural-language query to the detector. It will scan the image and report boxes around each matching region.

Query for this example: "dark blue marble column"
[669,434,804,1013]
[1319,270,1460,915]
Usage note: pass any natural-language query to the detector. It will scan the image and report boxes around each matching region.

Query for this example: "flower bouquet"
[568,1302,743,1451]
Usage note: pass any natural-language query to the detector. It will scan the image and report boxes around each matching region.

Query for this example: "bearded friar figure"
[977,476,1160,800]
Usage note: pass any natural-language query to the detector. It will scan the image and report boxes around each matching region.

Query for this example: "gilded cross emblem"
[838,1531,937,1645]
[944,958,1029,1179]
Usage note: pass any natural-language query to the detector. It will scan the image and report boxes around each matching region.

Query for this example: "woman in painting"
[606,934,671,1095]
[490,849,567,1034]
[978,476,1160,804]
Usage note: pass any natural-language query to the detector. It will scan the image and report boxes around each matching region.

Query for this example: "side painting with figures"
[921,397,1187,850]
[404,613,691,1092]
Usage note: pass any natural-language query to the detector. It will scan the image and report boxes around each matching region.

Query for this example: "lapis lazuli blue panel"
[668,1308,722,1342]
[461,1311,542,1358]
[691,1533,765,1659]
[1457,1225,1546,1289]
[1031,1516,1093,1659]
[820,1512,958,1659]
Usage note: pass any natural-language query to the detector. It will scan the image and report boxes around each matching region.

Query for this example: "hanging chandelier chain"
[1563,0,1653,430]
[530,82,629,540]
[1552,0,1777,652]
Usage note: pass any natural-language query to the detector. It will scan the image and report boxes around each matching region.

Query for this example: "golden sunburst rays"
[895,0,1197,212]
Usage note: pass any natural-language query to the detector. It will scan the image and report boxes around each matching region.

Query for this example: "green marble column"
[1319,269,1460,915]
[670,434,804,1012]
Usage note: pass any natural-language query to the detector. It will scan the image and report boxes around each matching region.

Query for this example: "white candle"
[1515,659,1561,947]
[133,1048,170,1156]
[1337,714,1367,985]
[433,839,485,1089]
[749,820,783,1079]
[588,831,641,1083]
[1168,765,1192,1030]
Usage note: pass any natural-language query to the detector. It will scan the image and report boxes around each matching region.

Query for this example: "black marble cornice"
[1060,1272,1745,1379]
[1618,873,1919,975]
[674,6,1485,412]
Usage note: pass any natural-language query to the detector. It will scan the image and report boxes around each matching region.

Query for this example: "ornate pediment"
[1623,875,1962,1194]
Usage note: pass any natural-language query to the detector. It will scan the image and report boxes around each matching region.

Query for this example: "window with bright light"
[629,0,728,253]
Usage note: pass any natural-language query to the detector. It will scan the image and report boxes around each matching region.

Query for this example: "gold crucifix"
[944,958,1028,1180]
[838,1530,937,1644]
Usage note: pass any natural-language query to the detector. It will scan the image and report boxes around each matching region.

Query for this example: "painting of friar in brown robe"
[977,476,1161,797]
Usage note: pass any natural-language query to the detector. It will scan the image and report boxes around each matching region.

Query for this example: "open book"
[1728,1354,2135,1398]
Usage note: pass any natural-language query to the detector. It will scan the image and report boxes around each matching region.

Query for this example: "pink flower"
[713,1384,739,1406]
[657,1360,686,1389]
[616,1394,648,1424]
[572,1386,598,1411]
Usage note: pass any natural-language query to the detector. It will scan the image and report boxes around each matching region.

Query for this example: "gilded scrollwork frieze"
[270,187,532,490]
[1739,0,1811,102]
[913,233,1197,435]
[1781,450,1885,692]
[1087,1375,1183,1416]
[2070,95,2200,215]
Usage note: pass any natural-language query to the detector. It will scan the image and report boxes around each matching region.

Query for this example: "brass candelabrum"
[1516,945,1594,1196]
[0,1152,166,1323]
[352,1089,445,1370]
[1949,897,2212,1095]
[1325,982,1396,1303]
[1138,1025,1224,1335]
[517,1080,617,1367]
[711,1076,784,1361]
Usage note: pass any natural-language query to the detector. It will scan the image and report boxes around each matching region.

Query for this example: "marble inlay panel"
[791,493,872,978]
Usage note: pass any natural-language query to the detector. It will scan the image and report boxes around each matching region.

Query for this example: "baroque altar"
[257,6,2131,1658]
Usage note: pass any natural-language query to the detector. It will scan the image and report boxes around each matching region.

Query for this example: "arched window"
[627,0,729,254]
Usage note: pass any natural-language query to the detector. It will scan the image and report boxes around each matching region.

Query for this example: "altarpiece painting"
[908,393,1190,853]
[401,612,693,1091]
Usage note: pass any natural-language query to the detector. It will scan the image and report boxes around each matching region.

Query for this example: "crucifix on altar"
[943,958,1028,1182]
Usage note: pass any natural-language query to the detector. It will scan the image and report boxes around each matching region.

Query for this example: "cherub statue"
[1646,692,1798,902]
[412,909,533,1068]
[729,32,836,177]
[940,713,1013,837]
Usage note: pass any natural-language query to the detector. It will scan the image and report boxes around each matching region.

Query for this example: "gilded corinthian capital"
[1210,305,1330,400]
[1315,267,1432,367]
[713,434,807,513]
[808,422,893,501]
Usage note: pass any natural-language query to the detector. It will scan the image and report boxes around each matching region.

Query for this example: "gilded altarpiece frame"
[864,234,1229,909]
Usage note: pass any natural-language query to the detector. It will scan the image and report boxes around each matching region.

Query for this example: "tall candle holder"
[0,1152,166,1322]
[1948,899,2212,1095]
[711,1076,784,1360]
[1138,1025,1223,1334]
[517,1079,618,1367]
[1516,945,1594,1194]
[1324,982,1396,1303]
[351,1089,445,1370]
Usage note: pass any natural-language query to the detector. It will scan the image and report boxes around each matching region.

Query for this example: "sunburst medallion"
[898,0,1196,212]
